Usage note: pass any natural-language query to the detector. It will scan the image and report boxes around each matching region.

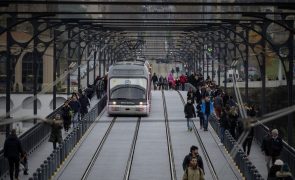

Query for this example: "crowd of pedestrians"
[3,76,106,179]
[181,72,292,179]
[152,72,188,91]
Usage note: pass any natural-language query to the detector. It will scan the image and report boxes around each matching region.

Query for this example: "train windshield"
[109,78,147,100]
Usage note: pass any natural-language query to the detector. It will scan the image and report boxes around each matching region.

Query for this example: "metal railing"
[0,106,62,179]
[209,118,264,180]
[29,96,106,180]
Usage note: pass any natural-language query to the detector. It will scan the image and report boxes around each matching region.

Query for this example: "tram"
[107,60,151,116]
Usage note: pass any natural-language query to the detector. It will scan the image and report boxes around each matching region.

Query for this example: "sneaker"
[190,128,192,131]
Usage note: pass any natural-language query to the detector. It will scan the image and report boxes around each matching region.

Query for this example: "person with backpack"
[182,157,205,180]
[182,145,204,173]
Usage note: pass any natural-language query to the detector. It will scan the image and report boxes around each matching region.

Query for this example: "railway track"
[161,90,177,180]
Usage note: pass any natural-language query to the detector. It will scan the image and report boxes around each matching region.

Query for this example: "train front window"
[110,78,147,100]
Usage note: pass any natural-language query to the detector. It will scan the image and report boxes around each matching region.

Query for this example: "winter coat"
[62,105,72,120]
[219,112,229,129]
[275,171,293,180]
[184,103,196,118]
[182,166,205,180]
[262,135,272,156]
[152,74,158,83]
[270,137,283,157]
[69,100,81,113]
[4,134,24,159]
[49,121,63,144]
[79,95,90,114]
[182,153,204,173]
[180,75,187,84]
[201,101,214,115]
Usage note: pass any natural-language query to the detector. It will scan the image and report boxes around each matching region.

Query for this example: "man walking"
[4,129,25,180]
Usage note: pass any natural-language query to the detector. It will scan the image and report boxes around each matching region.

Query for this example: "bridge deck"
[1,91,268,180]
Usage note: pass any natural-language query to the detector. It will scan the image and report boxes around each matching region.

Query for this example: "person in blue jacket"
[201,96,214,131]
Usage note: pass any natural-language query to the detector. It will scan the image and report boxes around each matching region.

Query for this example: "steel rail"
[123,117,141,180]
[81,117,117,180]
[161,90,177,180]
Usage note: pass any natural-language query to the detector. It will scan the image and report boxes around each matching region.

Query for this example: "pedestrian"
[275,163,293,180]
[242,127,254,156]
[182,157,205,180]
[184,99,196,131]
[182,145,204,173]
[187,87,195,104]
[20,152,28,175]
[69,96,81,127]
[152,73,158,90]
[4,129,25,180]
[196,101,204,129]
[79,92,90,119]
[228,106,239,138]
[47,114,63,149]
[96,78,104,99]
[242,105,256,156]
[61,100,72,133]
[268,159,283,180]
[201,96,214,131]
[261,129,272,171]
[213,93,223,118]
[269,129,283,166]
[219,108,229,144]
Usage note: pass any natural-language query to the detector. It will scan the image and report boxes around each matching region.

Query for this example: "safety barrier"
[209,118,264,180]
[0,106,62,179]
[253,124,295,176]
[29,96,106,180]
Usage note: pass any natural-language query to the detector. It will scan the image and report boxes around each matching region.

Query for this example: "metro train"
[107,60,151,116]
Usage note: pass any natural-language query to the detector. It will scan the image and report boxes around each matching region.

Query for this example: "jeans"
[72,112,79,128]
[187,118,193,130]
[203,114,210,130]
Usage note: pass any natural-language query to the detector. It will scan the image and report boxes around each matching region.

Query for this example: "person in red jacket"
[179,74,187,91]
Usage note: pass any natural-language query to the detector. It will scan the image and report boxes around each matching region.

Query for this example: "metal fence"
[209,118,264,180]
[29,96,106,180]
[0,106,62,179]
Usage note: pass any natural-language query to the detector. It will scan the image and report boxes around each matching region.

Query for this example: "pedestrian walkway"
[1,97,101,180]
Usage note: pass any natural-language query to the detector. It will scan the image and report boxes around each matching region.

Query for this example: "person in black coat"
[4,129,25,180]
[184,99,196,131]
[219,108,229,144]
[62,101,72,132]
[79,93,90,119]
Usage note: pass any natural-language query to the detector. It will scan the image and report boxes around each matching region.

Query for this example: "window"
[22,52,43,92]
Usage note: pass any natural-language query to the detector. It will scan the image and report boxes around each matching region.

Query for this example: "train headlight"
[139,102,143,105]
[112,101,117,105]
